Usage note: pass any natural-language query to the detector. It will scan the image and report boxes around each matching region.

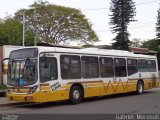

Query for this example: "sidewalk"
[0,97,21,107]
[0,90,20,107]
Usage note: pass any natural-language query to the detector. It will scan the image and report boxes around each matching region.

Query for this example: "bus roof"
[14,46,157,59]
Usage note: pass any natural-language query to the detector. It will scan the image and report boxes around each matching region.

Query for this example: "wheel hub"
[138,84,143,93]
[73,90,80,99]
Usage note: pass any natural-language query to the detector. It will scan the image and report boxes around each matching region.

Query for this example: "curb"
[0,102,27,107]
[0,102,20,107]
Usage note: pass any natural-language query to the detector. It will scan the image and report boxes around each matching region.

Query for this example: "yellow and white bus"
[6,46,159,104]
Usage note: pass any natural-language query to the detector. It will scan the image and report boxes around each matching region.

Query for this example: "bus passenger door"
[114,58,129,93]
[81,56,101,98]
[147,60,157,88]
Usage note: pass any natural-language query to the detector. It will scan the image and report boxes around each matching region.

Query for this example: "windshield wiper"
[18,58,30,86]
[22,58,30,76]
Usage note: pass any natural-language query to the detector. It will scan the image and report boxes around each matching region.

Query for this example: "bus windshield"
[8,59,37,86]
[7,48,38,86]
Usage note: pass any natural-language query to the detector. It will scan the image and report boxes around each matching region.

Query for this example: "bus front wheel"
[69,85,83,104]
[136,81,144,95]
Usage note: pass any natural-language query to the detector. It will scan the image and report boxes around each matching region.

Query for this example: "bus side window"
[127,59,138,76]
[40,57,58,82]
[138,59,147,72]
[148,60,156,72]
[81,56,99,78]
[99,57,114,78]
[114,58,127,77]
[60,55,81,79]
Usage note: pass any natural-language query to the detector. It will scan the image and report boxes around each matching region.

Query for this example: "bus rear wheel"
[69,85,83,104]
[136,81,144,95]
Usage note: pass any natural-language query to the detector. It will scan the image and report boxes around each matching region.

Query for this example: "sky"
[0,0,159,45]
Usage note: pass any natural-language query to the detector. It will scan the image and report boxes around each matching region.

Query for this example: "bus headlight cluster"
[28,85,38,94]
[7,89,11,94]
[7,88,15,94]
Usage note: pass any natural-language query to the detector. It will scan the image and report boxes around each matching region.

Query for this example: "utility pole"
[34,7,37,46]
[23,10,25,46]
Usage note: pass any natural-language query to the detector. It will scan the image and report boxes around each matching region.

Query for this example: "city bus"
[6,46,159,104]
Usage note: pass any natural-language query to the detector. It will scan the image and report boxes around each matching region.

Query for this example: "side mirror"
[2,58,9,73]
[2,63,4,73]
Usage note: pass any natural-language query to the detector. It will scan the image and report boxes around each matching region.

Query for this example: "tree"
[15,1,98,45]
[0,17,34,46]
[131,38,141,48]
[109,0,136,50]
[0,19,9,45]
[141,39,159,51]
[131,38,159,51]
[156,8,160,39]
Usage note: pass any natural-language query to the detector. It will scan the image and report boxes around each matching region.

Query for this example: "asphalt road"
[0,88,160,114]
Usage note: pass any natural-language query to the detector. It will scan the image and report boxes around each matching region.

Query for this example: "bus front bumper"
[6,90,69,103]
[7,92,41,102]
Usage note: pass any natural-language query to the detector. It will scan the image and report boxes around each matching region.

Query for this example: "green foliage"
[0,17,34,46]
[109,0,136,50]
[81,44,95,48]
[156,8,160,39]
[131,38,159,51]
[141,39,159,51]
[112,32,130,50]
[156,8,160,47]
[15,1,98,45]
[0,85,6,90]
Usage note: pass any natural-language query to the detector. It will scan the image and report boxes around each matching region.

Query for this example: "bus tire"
[136,81,144,95]
[69,85,83,104]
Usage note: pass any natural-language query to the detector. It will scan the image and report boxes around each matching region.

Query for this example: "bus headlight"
[28,85,38,94]
[7,89,11,94]
[7,88,14,94]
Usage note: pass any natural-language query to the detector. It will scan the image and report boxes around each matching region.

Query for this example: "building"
[0,45,23,85]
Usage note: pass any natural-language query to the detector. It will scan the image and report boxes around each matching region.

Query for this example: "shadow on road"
[83,91,154,103]
[16,91,155,109]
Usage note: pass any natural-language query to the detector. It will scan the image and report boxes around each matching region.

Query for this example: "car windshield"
[7,59,37,86]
